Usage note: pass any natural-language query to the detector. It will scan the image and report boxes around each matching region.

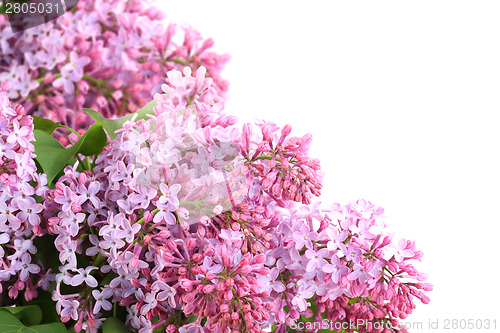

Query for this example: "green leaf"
[32,117,62,135]
[32,117,79,136]
[33,123,107,185]
[0,310,66,333]
[102,317,133,333]
[0,310,25,333]
[0,305,43,326]
[32,130,84,186]
[82,108,123,140]
[28,301,59,325]
[83,100,157,140]
[77,124,107,156]
[25,323,67,333]
[186,315,198,323]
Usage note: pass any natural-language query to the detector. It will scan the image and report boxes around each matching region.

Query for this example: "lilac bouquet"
[0,0,229,144]
[0,2,431,333]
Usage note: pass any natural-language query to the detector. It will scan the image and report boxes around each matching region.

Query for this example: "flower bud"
[180,279,194,291]
[259,267,270,275]
[203,284,215,293]
[0,81,12,90]
[197,225,206,238]
[187,238,197,250]
[224,290,233,301]
[253,253,266,264]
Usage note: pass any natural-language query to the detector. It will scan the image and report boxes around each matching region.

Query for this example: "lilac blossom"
[11,72,39,98]
[78,181,101,208]
[92,289,113,314]
[258,267,285,293]
[322,227,348,253]
[158,183,181,207]
[12,253,40,281]
[0,63,430,333]
[347,264,373,284]
[305,248,329,272]
[322,254,349,283]
[16,197,43,226]
[344,244,362,264]
[292,223,317,250]
[54,186,79,212]
[389,238,415,262]
[152,281,177,308]
[60,299,80,321]
[70,266,98,288]
[291,280,315,312]
[153,201,177,225]
[115,219,141,243]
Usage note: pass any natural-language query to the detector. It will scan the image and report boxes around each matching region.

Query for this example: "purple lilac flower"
[12,253,40,281]
[322,254,349,283]
[92,289,113,314]
[258,267,285,293]
[305,248,329,272]
[70,266,98,288]
[60,300,80,321]
[115,219,141,243]
[292,223,317,250]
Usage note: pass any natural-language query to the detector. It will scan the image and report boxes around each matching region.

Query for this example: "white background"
[158,1,500,332]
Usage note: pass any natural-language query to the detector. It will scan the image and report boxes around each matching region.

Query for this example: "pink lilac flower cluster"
[38,66,241,331]
[0,0,229,144]
[267,200,432,333]
[0,82,51,303]
[0,64,431,332]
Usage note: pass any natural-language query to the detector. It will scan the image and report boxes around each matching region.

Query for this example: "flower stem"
[63,125,81,138]
[168,57,188,66]
[137,208,159,225]
[82,74,109,87]
[85,156,91,170]
[232,288,247,328]
[36,73,61,83]
[180,201,206,208]
[94,252,106,267]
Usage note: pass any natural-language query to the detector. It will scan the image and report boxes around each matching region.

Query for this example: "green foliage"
[32,101,155,185]
[32,129,81,186]
[24,290,61,325]
[32,117,75,136]
[32,122,107,186]
[0,305,43,326]
[77,124,107,156]
[0,307,66,333]
[102,317,133,333]
[83,100,157,140]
